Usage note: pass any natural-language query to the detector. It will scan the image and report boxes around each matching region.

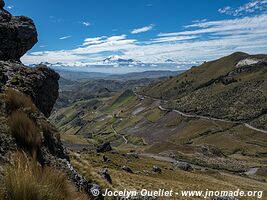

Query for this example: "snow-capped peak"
[102,55,141,65]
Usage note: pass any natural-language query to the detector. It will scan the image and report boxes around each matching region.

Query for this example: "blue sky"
[5,0,267,72]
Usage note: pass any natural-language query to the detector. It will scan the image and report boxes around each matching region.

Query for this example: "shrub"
[8,111,41,152]
[0,152,88,200]
[5,88,36,112]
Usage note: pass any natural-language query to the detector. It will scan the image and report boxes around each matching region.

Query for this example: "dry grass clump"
[8,111,41,152]
[5,88,36,112]
[41,121,54,141]
[0,152,88,200]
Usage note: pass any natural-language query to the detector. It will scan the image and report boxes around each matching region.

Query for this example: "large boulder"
[0,1,57,117]
[121,165,133,173]
[96,142,112,153]
[0,0,37,61]
[152,165,162,173]
[100,168,112,184]
[174,161,192,171]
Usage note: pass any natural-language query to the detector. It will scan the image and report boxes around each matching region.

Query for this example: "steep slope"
[142,52,267,129]
[0,2,102,199]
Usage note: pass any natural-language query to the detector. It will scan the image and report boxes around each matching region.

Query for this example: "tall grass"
[8,111,41,152]
[5,88,36,112]
[41,121,53,141]
[0,152,88,200]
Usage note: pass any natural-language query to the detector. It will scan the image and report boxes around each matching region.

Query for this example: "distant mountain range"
[107,70,183,80]
[29,55,195,74]
[55,69,182,82]
[102,55,142,66]
[30,55,181,69]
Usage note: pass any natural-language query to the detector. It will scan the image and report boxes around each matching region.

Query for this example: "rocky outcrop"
[0,0,57,117]
[0,1,37,61]
[152,165,162,173]
[0,2,104,199]
[0,61,59,117]
[100,168,112,184]
[58,158,103,200]
[121,165,133,173]
[0,0,5,10]
[96,141,112,153]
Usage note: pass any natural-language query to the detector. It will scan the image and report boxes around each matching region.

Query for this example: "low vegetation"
[41,121,54,143]
[8,111,41,153]
[72,151,267,200]
[0,152,87,200]
[4,88,36,112]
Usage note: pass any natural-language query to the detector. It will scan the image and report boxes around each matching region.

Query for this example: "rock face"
[0,2,37,61]
[0,2,101,199]
[0,0,5,9]
[0,2,102,199]
[0,61,59,117]
[0,0,57,117]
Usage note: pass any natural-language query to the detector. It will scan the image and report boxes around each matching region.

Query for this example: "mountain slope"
[141,52,267,129]
[51,53,267,189]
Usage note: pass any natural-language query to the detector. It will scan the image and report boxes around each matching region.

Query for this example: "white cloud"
[22,14,267,69]
[158,14,267,37]
[107,35,127,41]
[82,36,107,46]
[82,22,91,27]
[218,6,231,14]
[131,24,154,34]
[7,5,14,9]
[59,35,71,40]
[150,36,197,43]
[218,0,267,16]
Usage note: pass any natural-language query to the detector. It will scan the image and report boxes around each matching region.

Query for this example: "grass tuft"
[41,121,54,141]
[0,152,88,200]
[5,88,36,112]
[8,111,41,152]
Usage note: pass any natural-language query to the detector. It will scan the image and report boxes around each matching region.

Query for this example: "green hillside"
[141,52,267,128]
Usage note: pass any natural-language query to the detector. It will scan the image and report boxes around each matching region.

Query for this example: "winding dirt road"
[111,124,128,144]
[134,92,267,134]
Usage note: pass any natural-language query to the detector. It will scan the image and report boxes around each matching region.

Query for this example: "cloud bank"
[22,1,267,71]
[218,0,267,16]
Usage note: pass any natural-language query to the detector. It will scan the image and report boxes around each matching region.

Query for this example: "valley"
[1,0,267,199]
[50,52,267,199]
